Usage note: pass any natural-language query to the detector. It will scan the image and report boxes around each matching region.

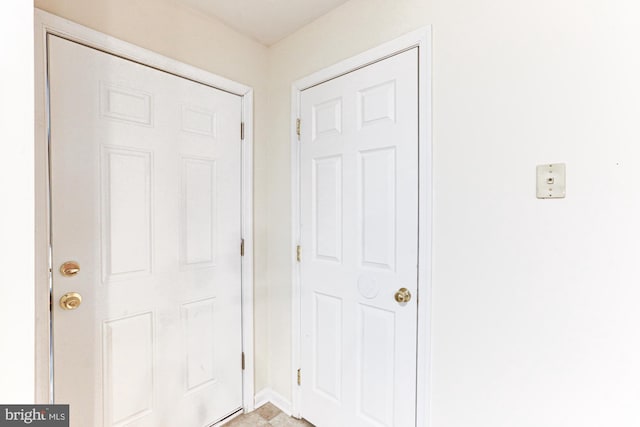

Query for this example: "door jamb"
[34,9,256,412]
[290,27,433,426]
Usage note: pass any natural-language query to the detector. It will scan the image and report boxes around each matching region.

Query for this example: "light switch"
[536,163,565,199]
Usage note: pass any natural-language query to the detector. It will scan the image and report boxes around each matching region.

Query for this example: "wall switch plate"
[536,163,566,199]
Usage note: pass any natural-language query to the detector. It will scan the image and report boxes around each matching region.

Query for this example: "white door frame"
[290,27,433,426]
[34,9,255,413]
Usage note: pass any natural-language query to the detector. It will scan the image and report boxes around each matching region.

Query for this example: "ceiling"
[177,0,351,46]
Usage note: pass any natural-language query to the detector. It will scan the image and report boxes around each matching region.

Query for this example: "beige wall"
[266,0,640,425]
[34,0,272,393]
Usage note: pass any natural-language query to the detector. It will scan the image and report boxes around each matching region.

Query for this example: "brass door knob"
[60,292,82,310]
[60,261,80,277]
[394,288,412,303]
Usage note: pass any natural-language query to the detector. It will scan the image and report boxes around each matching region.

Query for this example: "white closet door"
[299,48,419,427]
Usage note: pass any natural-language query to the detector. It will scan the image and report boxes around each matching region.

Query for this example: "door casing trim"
[34,8,255,412]
[289,27,433,426]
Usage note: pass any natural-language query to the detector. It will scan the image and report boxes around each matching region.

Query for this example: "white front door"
[299,48,419,426]
[49,35,243,427]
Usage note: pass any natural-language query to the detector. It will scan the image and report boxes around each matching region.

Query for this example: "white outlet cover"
[536,163,566,199]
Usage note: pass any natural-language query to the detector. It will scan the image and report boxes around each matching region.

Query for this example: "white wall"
[431,0,640,424]
[0,0,35,403]
[266,0,640,425]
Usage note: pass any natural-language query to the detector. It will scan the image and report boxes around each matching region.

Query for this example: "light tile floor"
[222,403,314,427]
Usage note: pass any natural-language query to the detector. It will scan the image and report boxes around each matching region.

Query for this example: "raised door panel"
[313,293,343,402]
[357,305,395,427]
[180,158,217,269]
[181,105,216,137]
[313,156,343,263]
[357,81,396,129]
[359,147,396,271]
[182,298,218,392]
[100,83,153,126]
[312,98,342,141]
[103,313,154,427]
[101,147,153,282]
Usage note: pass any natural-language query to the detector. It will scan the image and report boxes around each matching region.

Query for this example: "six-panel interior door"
[49,35,243,427]
[299,48,419,426]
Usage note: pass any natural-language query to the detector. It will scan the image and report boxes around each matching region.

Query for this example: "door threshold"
[211,407,244,427]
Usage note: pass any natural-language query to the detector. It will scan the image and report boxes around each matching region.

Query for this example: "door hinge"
[296,118,301,139]
[242,352,245,370]
[296,245,301,262]
[241,122,245,140]
[240,238,245,257]
[297,368,301,386]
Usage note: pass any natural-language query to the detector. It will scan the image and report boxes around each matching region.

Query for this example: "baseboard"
[254,387,292,416]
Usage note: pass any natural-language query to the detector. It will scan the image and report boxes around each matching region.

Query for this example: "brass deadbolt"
[60,261,80,277]
[394,287,412,304]
[60,292,82,310]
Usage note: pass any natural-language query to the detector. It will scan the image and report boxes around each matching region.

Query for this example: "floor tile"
[269,412,314,426]
[254,403,280,421]
[221,404,315,426]
[222,411,270,426]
